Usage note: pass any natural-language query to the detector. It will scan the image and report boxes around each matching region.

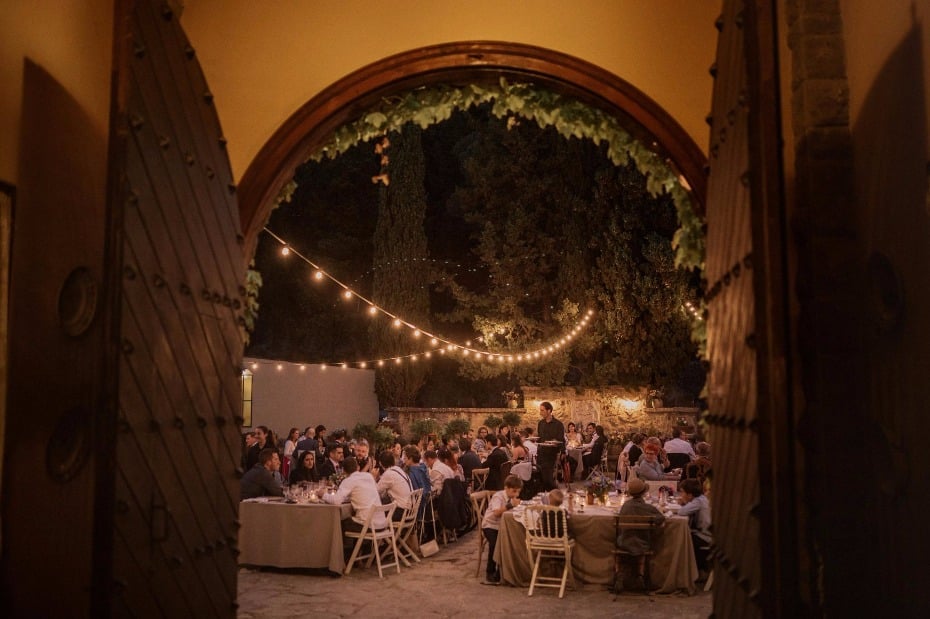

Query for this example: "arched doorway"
[237,42,708,262]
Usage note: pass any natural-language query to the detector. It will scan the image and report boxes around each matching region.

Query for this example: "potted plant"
[483,414,503,433]
[443,417,471,442]
[409,417,441,443]
[501,410,523,432]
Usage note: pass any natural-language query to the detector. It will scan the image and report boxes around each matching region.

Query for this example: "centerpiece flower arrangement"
[329,471,347,489]
[586,471,612,505]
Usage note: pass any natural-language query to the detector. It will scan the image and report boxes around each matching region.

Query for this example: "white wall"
[243,357,380,439]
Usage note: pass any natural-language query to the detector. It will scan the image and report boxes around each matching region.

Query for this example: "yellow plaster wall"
[0,0,113,184]
[181,0,722,180]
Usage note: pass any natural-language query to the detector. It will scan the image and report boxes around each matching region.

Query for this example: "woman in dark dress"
[289,450,319,484]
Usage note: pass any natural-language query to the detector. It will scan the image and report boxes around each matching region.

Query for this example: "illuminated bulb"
[393,318,402,328]
[360,362,367,368]
[281,246,290,256]
[517,354,523,361]
[276,364,283,371]
[587,309,594,316]
[341,363,347,369]
[394,358,401,364]
[430,338,438,345]
[447,344,454,351]
[439,349,445,355]
[425,352,431,358]
[368,306,377,315]
[314,270,323,280]
[411,355,417,361]
[320,365,326,371]
[507,356,513,362]
[343,290,353,299]
[250,363,258,370]
[533,352,540,358]
[413,329,421,338]
[299,364,306,371]
[378,360,384,367]
[462,349,470,356]
[465,340,472,346]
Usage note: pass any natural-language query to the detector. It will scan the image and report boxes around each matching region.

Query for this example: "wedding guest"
[616,478,665,589]
[677,478,712,575]
[324,458,387,534]
[473,426,489,453]
[581,424,607,478]
[565,422,581,448]
[635,442,670,480]
[295,426,318,461]
[403,446,431,497]
[354,439,376,475]
[244,426,270,470]
[683,442,712,489]
[458,438,482,483]
[282,427,301,478]
[318,443,345,480]
[376,452,413,520]
[424,449,455,494]
[481,475,523,584]
[483,434,510,491]
[289,450,319,484]
[240,448,283,500]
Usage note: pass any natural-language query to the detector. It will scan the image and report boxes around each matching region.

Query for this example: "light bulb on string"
[281,246,290,256]
[343,289,353,300]
[313,270,323,281]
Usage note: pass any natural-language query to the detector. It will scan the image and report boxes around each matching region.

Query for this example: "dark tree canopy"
[246,103,703,407]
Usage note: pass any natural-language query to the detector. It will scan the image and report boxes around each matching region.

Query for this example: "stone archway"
[237,41,708,262]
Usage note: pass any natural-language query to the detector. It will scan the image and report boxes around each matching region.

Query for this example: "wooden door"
[2,1,245,616]
[110,1,246,615]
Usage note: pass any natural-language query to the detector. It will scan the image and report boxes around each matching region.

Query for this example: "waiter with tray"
[535,401,565,491]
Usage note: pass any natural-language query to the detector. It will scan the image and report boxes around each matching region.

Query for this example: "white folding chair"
[523,505,575,598]
[344,503,400,578]
[393,488,424,566]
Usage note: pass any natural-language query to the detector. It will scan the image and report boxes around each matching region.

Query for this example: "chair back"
[359,502,397,535]
[404,488,424,525]
[471,467,489,492]
[615,514,660,554]
[500,460,513,480]
[524,505,571,548]
[470,490,493,522]
[667,452,691,470]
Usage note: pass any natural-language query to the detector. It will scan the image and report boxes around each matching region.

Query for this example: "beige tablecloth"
[494,507,698,594]
[238,499,352,572]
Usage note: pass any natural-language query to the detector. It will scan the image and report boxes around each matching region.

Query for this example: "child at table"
[480,474,523,585]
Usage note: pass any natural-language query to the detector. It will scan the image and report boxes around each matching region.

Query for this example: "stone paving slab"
[237,529,711,618]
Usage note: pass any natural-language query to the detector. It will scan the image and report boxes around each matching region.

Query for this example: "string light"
[260,227,597,367]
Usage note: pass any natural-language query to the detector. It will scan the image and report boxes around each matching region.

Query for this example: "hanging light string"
[261,226,595,366]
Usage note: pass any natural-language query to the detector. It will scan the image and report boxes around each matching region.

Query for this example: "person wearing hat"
[616,478,665,591]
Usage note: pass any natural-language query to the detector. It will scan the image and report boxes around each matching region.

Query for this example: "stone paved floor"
[237,529,712,618]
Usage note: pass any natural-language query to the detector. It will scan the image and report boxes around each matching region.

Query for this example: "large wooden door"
[110,1,245,615]
[2,1,245,616]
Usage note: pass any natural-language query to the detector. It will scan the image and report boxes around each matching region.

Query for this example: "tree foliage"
[370,125,432,406]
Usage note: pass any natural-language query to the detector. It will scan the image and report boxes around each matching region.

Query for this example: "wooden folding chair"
[393,488,424,566]
[612,514,660,593]
[524,505,575,598]
[470,490,494,576]
[471,467,489,492]
[344,503,400,578]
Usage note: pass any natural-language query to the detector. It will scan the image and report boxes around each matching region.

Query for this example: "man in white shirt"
[424,449,455,494]
[376,451,413,519]
[324,457,388,532]
[664,429,696,458]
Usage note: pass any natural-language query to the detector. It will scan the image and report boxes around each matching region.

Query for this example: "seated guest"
[483,434,509,491]
[683,442,712,488]
[634,442,669,480]
[473,426,489,454]
[240,448,283,500]
[564,422,581,448]
[636,436,670,470]
[510,435,529,463]
[403,446,431,495]
[294,426,318,462]
[581,424,607,478]
[376,452,413,520]
[519,428,538,464]
[424,449,455,494]
[677,478,712,576]
[245,426,270,470]
[548,488,564,507]
[318,443,345,481]
[458,438,482,483]
[664,428,695,459]
[354,439,376,474]
[324,458,387,533]
[440,447,465,481]
[481,474,524,584]
[627,433,646,469]
[616,478,665,588]
[289,450,320,484]
[282,427,301,477]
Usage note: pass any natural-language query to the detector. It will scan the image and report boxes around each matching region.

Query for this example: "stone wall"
[388,386,699,442]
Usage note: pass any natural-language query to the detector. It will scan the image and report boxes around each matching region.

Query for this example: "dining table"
[238,498,353,572]
[493,500,698,594]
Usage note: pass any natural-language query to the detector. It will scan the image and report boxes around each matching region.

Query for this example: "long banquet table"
[238,498,353,572]
[494,504,698,594]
